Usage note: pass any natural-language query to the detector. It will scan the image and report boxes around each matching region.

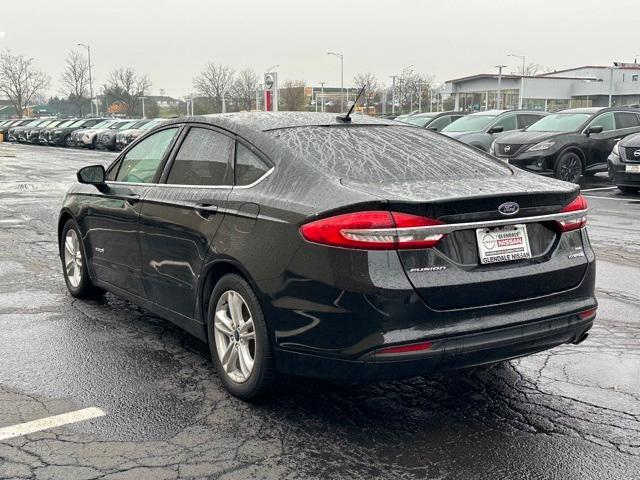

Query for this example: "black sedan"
[492,107,640,183]
[58,112,596,400]
[608,132,640,193]
[395,111,466,131]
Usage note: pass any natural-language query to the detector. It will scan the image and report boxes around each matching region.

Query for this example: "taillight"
[299,210,445,250]
[556,194,588,232]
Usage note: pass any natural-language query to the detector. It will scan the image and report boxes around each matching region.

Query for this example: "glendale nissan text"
[58,112,596,400]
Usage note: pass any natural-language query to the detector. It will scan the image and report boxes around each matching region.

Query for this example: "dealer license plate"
[476,224,532,264]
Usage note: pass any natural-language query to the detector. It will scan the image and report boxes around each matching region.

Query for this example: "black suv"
[492,107,640,183]
[608,132,640,193]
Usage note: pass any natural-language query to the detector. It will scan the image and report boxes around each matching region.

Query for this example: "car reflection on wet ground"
[0,142,638,480]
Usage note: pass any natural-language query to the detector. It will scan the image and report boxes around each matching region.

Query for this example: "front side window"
[589,112,615,132]
[166,127,233,186]
[517,114,544,129]
[426,116,451,131]
[492,114,517,131]
[115,128,179,183]
[235,143,270,185]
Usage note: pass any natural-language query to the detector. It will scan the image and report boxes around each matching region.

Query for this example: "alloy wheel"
[560,155,581,183]
[214,290,256,383]
[63,229,83,288]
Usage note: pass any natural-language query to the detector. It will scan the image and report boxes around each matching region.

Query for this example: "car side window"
[614,112,639,129]
[517,114,543,129]
[235,143,270,185]
[426,116,451,131]
[115,128,179,183]
[589,112,615,132]
[166,127,233,186]
[493,114,517,131]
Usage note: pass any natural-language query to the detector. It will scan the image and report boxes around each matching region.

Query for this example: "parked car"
[441,110,547,151]
[115,119,166,150]
[7,119,44,141]
[47,118,106,147]
[492,108,640,183]
[96,120,146,151]
[37,119,77,144]
[58,112,596,400]
[607,131,640,193]
[70,119,124,148]
[395,111,466,131]
[25,119,69,144]
[0,119,26,138]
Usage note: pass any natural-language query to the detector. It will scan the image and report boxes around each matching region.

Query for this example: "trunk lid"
[342,173,588,310]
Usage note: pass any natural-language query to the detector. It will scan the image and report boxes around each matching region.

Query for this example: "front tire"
[207,274,275,400]
[63,135,73,148]
[617,185,639,194]
[555,152,583,183]
[60,220,100,298]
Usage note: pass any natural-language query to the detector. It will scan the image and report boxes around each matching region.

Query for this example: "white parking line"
[582,186,617,192]
[0,407,105,441]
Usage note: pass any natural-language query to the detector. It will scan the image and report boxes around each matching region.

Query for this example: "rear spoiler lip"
[342,209,588,237]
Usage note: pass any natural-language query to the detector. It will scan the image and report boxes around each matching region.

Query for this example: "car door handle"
[124,194,140,205]
[195,203,219,218]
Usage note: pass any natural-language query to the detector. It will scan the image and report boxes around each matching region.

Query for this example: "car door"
[85,126,181,297]
[138,125,234,318]
[584,112,618,169]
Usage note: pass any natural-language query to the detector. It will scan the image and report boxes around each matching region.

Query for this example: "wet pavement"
[0,142,639,480]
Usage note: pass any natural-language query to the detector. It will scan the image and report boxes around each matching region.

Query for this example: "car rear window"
[268,126,511,182]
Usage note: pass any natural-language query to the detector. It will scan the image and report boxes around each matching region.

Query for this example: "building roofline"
[445,73,597,83]
[539,65,640,76]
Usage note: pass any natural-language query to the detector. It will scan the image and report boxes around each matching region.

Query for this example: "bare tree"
[60,51,90,116]
[232,68,260,111]
[103,68,152,117]
[0,50,50,118]
[353,72,379,110]
[518,62,545,76]
[396,71,435,114]
[193,63,235,113]
[279,80,307,111]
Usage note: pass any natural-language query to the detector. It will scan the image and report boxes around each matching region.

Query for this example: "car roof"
[556,107,640,115]
[200,112,397,132]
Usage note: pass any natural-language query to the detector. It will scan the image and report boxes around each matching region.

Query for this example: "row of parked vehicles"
[396,106,640,193]
[0,117,166,151]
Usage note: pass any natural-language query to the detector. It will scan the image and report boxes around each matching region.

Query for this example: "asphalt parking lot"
[0,142,639,480]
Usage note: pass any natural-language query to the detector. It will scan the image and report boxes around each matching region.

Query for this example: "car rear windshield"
[268,125,510,182]
[526,113,591,132]
[396,115,436,127]
[441,115,496,132]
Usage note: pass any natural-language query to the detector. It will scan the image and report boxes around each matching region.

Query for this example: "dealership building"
[444,64,640,112]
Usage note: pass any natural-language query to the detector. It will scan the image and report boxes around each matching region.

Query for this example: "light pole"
[327,52,344,111]
[508,54,526,109]
[495,65,508,110]
[390,75,398,115]
[77,43,94,116]
[319,81,326,113]
[139,96,147,118]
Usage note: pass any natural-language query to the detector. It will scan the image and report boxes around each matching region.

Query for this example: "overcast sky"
[2,0,639,99]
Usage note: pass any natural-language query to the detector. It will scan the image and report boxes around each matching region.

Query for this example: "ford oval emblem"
[498,201,519,216]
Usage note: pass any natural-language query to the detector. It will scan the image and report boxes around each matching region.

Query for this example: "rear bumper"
[275,312,594,381]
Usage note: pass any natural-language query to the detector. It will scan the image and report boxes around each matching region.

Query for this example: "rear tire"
[207,274,276,401]
[555,152,583,183]
[60,220,101,298]
[617,185,639,194]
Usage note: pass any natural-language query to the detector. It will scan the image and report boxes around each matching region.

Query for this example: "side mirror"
[487,125,504,134]
[77,165,106,185]
[585,125,604,136]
